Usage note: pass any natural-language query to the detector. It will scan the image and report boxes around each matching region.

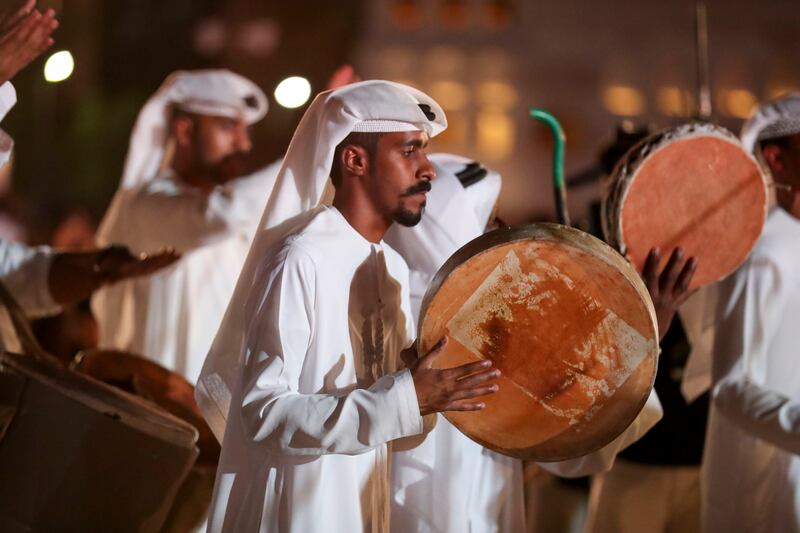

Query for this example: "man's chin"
[393,206,424,227]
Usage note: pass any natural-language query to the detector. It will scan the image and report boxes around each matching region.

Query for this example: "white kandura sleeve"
[538,389,663,477]
[0,240,60,317]
[710,254,800,454]
[238,243,424,456]
[0,82,17,122]
[713,376,800,455]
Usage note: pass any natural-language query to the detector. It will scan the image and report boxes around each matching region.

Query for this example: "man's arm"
[710,253,800,451]
[713,376,800,454]
[239,244,424,455]
[238,244,499,455]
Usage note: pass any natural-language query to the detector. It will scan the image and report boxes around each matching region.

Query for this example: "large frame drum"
[603,122,768,289]
[0,280,199,533]
[418,224,659,461]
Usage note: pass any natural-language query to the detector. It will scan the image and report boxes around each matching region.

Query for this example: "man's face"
[767,133,800,218]
[187,114,253,184]
[366,131,435,227]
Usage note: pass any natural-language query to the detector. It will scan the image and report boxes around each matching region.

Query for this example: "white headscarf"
[196,80,447,440]
[384,153,501,316]
[741,93,800,154]
[97,69,268,245]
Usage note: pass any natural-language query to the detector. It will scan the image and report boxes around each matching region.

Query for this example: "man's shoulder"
[741,209,800,286]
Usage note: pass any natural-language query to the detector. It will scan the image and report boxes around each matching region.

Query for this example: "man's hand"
[0,1,58,85]
[93,245,180,285]
[404,337,500,416]
[642,247,697,340]
[325,64,361,91]
[48,245,180,306]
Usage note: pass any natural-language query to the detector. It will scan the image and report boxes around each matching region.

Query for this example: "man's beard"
[393,203,425,227]
[393,180,432,227]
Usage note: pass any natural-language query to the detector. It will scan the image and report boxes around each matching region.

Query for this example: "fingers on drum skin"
[643,247,661,291]
[658,247,685,293]
[447,385,498,402]
[454,368,500,389]
[443,359,491,380]
[674,257,698,301]
[444,399,487,412]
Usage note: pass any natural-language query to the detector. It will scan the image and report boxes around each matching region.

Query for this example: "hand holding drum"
[403,336,501,416]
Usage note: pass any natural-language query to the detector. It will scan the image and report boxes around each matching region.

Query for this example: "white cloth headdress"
[741,93,800,154]
[196,80,446,440]
[96,69,268,246]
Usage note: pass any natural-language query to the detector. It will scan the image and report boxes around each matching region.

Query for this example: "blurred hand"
[404,337,500,416]
[48,245,180,306]
[325,64,361,91]
[93,245,181,284]
[0,1,58,85]
[642,247,697,340]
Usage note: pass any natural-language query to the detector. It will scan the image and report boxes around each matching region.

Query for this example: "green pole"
[529,108,570,226]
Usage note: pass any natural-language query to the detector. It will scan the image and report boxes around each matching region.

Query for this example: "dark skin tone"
[48,245,180,307]
[641,247,698,340]
[762,132,800,219]
[332,131,500,415]
[171,113,253,192]
[0,0,58,85]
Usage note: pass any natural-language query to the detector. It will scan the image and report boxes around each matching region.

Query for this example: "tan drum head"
[418,224,659,461]
[604,123,768,289]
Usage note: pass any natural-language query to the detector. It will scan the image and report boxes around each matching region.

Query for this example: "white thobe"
[0,81,16,167]
[207,205,424,533]
[703,208,800,532]
[92,162,279,382]
[0,240,58,317]
[0,239,60,352]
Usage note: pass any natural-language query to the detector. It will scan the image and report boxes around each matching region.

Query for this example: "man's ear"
[763,144,785,175]
[172,115,194,148]
[341,144,369,178]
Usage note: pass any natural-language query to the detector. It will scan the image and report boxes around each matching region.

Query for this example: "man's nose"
[236,126,253,153]
[419,154,436,181]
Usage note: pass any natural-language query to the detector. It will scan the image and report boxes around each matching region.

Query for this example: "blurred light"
[477,110,515,160]
[380,46,415,78]
[193,18,227,57]
[475,48,513,77]
[476,81,518,111]
[274,76,311,109]
[425,46,465,77]
[657,86,692,117]
[601,85,646,117]
[44,51,74,83]
[434,109,468,147]
[233,18,281,58]
[766,83,799,100]
[429,80,470,111]
[717,88,757,119]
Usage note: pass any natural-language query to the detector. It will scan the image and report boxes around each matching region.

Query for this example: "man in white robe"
[92,69,280,384]
[701,93,800,532]
[197,81,503,533]
[387,154,674,532]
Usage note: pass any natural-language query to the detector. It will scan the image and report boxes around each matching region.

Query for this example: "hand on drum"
[642,247,698,340]
[403,337,500,416]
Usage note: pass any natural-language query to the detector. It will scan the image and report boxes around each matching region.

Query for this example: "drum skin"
[418,223,659,461]
[603,122,768,290]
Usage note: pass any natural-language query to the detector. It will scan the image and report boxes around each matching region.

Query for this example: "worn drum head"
[604,123,768,289]
[418,224,659,461]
